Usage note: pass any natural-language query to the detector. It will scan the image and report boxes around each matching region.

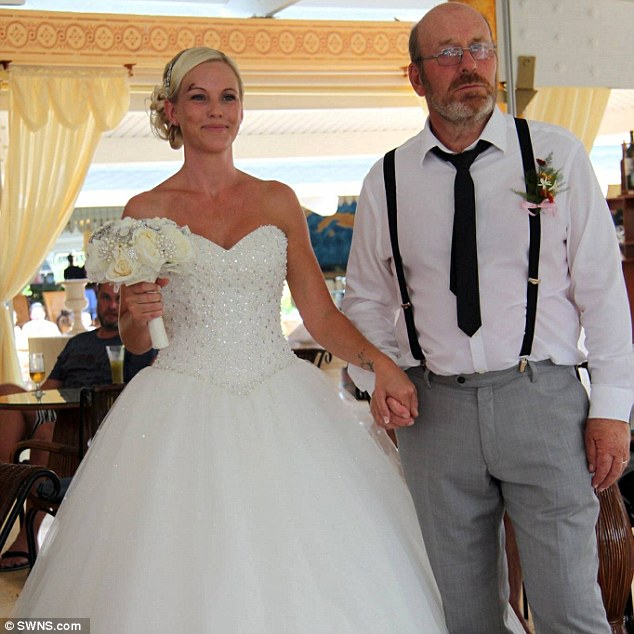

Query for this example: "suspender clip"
[519,358,528,373]
[528,277,540,285]
[401,302,412,309]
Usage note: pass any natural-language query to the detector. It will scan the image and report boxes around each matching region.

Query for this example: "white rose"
[133,227,163,270]
[117,216,136,238]
[106,245,137,284]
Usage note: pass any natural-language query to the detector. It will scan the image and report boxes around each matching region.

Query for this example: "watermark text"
[1,619,89,632]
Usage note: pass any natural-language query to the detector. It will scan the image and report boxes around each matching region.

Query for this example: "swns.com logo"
[1,619,89,632]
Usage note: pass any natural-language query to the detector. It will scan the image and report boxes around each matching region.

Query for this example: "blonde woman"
[14,48,450,634]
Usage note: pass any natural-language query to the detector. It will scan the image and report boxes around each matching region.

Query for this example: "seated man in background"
[0,283,156,571]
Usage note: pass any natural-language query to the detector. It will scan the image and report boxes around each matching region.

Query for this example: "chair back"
[44,408,83,479]
[0,462,59,555]
[79,384,124,459]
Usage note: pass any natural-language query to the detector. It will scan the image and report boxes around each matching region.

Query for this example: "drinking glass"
[29,352,45,399]
[106,345,125,384]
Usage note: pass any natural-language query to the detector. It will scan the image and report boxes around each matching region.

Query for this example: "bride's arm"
[119,280,167,354]
[276,185,418,427]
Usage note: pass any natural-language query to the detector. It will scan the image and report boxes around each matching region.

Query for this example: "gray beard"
[428,92,496,126]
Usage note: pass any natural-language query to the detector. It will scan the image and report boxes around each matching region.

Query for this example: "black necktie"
[431,140,491,337]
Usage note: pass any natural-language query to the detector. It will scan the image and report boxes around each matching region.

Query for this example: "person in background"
[62,254,86,280]
[85,282,98,325]
[21,302,61,339]
[0,283,155,572]
[342,4,633,633]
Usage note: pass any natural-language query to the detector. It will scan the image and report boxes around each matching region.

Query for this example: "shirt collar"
[419,106,508,161]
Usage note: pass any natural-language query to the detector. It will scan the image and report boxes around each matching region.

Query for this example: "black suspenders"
[383,148,425,362]
[383,117,541,366]
[514,117,541,361]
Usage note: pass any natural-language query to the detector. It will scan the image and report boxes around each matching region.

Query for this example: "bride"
[13,47,454,633]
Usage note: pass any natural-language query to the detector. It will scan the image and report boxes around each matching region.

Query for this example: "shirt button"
[457,376,466,384]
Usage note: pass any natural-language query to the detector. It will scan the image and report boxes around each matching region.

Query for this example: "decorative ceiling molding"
[0,10,413,102]
[0,11,410,66]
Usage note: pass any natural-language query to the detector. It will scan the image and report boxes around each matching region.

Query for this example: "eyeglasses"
[415,43,497,67]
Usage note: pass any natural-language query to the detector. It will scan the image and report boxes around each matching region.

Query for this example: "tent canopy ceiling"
[0,1,631,208]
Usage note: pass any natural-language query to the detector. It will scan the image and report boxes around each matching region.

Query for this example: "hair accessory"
[164,60,175,91]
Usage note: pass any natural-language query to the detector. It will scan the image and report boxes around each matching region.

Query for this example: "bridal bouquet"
[85,217,194,349]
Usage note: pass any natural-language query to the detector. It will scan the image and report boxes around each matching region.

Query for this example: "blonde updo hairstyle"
[149,47,244,150]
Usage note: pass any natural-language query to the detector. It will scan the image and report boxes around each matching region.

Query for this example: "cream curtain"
[0,66,129,384]
[523,87,611,153]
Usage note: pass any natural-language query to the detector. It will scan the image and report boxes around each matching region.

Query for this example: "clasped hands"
[370,366,419,431]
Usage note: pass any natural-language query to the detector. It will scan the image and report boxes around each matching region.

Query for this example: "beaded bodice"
[153,225,296,393]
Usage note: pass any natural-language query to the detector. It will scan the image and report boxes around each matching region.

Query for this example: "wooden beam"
[515,54,537,116]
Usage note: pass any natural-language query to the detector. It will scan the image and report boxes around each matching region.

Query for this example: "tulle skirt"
[14,359,448,633]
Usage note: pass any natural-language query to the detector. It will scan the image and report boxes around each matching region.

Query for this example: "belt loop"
[423,366,432,388]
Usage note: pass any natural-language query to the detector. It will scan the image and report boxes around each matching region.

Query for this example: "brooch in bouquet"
[513,152,567,216]
[85,217,194,349]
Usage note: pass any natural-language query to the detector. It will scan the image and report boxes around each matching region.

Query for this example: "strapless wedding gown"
[14,226,448,633]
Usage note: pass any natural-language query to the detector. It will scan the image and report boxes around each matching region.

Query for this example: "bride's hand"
[122,278,169,325]
[370,361,418,430]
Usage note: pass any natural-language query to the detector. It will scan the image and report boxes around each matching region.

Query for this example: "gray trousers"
[398,360,610,634]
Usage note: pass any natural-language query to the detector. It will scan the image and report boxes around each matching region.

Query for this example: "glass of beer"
[106,345,125,384]
[29,352,45,399]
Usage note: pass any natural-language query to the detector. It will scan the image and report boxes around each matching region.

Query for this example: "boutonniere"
[513,152,567,216]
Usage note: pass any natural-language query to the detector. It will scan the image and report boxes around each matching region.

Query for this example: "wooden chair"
[76,384,124,459]
[12,384,124,566]
[595,484,634,634]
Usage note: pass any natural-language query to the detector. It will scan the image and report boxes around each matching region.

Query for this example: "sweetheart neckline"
[190,224,286,252]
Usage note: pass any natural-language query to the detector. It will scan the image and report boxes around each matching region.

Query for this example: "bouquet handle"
[148,317,169,349]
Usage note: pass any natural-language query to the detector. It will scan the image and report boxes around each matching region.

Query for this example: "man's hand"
[585,417,631,492]
[370,395,418,430]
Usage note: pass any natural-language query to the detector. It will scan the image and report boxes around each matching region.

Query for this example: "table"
[0,388,81,410]
[0,389,84,476]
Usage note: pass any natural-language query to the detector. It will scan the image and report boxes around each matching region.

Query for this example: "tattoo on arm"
[357,350,375,372]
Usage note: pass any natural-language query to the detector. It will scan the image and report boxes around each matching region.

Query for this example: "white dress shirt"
[343,108,634,421]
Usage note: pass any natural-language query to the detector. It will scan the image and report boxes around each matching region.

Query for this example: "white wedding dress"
[14,225,449,633]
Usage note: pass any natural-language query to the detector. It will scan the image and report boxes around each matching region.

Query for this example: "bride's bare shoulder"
[123,180,179,220]
[240,175,304,232]
[245,175,298,207]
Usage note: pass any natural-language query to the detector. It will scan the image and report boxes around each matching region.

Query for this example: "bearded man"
[343,4,633,633]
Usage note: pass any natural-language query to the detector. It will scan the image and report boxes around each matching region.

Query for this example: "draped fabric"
[523,87,611,153]
[0,66,129,384]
